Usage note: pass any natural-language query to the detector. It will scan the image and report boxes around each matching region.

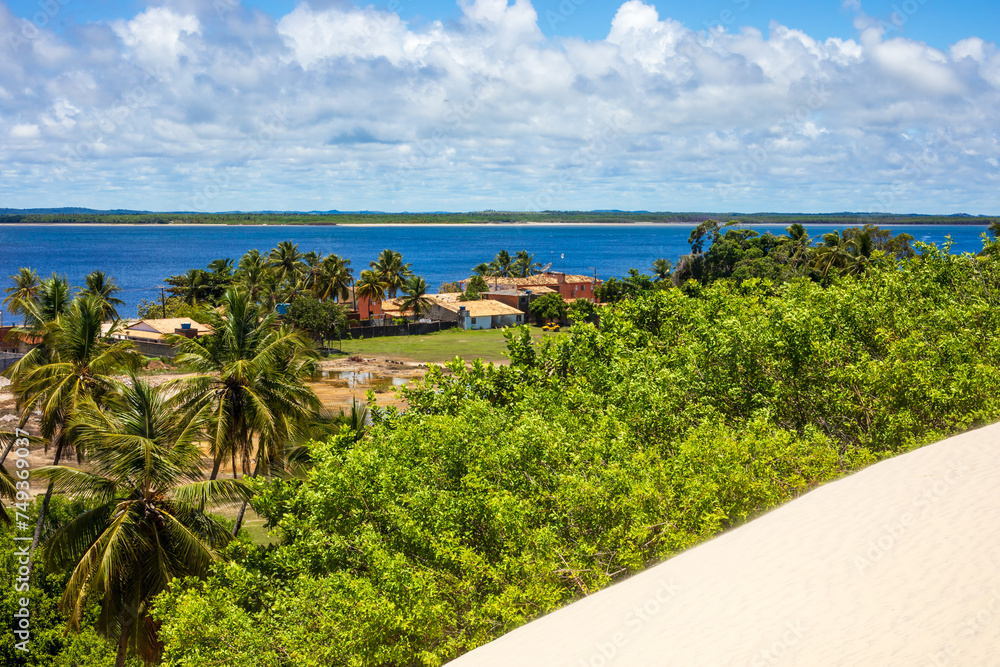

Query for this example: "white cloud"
[112,7,201,67]
[0,0,999,214]
[10,123,40,139]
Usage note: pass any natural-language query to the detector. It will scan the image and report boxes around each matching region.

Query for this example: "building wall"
[464,314,492,330]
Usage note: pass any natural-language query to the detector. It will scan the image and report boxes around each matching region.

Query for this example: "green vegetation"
[528,291,568,323]
[6,229,1000,666]
[1,210,997,226]
[150,236,1000,665]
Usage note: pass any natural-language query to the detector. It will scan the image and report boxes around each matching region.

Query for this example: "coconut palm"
[812,231,851,279]
[268,241,305,289]
[491,250,514,277]
[355,269,388,312]
[235,261,271,303]
[989,219,1000,239]
[20,273,72,329]
[512,250,542,278]
[300,251,324,294]
[650,258,673,282]
[472,262,495,277]
[8,295,140,552]
[79,270,125,320]
[42,378,249,667]
[3,267,41,324]
[314,254,353,303]
[167,268,210,306]
[0,460,15,524]
[370,249,413,298]
[399,275,432,318]
[167,289,320,530]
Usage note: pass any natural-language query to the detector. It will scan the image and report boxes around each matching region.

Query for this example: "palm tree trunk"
[115,616,130,667]
[231,466,260,536]
[210,456,221,480]
[31,431,63,555]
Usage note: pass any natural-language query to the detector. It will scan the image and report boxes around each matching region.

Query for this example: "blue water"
[0,223,990,318]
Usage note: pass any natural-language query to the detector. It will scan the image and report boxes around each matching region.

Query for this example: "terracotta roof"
[433,298,525,317]
[466,275,560,287]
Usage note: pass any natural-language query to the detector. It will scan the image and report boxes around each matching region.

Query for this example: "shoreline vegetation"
[0,210,997,226]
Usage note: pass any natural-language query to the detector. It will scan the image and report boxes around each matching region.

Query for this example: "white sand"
[450,424,1000,666]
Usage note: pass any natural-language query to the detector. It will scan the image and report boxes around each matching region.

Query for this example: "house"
[119,318,212,343]
[428,296,526,330]
[0,326,42,353]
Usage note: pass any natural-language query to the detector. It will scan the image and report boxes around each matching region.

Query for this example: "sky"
[1,0,999,213]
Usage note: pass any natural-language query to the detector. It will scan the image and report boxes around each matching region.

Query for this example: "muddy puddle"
[309,369,417,412]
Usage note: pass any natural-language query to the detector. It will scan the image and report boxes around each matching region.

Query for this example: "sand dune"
[450,424,1000,666]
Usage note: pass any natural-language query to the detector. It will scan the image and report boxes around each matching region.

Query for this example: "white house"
[428,297,526,330]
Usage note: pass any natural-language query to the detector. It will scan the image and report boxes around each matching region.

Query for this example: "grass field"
[327,326,563,364]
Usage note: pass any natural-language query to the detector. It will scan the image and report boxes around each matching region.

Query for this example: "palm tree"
[42,378,249,667]
[168,268,209,306]
[370,249,413,298]
[989,219,1000,239]
[7,296,140,553]
[268,241,305,289]
[783,223,814,274]
[0,459,15,524]
[512,250,541,278]
[167,289,320,535]
[399,275,432,318]
[492,250,513,277]
[313,254,353,303]
[207,257,234,279]
[3,268,40,324]
[79,270,125,320]
[300,251,324,294]
[21,273,72,329]
[650,258,673,282]
[235,261,270,303]
[355,269,388,313]
[472,262,495,277]
[812,231,851,279]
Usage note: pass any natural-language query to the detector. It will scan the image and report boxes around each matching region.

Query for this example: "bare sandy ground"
[450,423,1000,667]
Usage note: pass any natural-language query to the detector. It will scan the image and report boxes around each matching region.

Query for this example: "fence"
[348,320,458,339]
[0,352,24,374]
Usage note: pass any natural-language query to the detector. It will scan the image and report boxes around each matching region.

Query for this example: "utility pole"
[160,288,167,318]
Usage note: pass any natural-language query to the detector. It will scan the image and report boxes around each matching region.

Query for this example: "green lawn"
[327,326,563,364]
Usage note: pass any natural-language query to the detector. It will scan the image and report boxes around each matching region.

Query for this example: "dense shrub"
[153,241,1000,665]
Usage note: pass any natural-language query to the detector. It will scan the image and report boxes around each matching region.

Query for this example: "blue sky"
[1,0,1000,212]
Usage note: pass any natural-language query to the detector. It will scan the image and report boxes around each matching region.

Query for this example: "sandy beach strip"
[450,423,1000,666]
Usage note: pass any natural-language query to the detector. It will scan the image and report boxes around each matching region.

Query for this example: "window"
[516,315,522,322]
[471,317,477,324]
